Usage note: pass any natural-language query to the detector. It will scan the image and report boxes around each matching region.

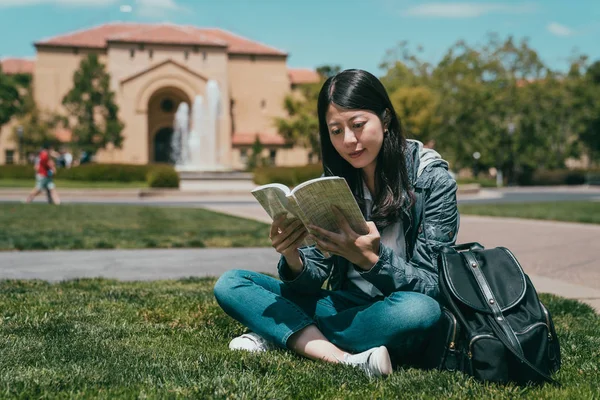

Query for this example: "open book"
[251,176,369,250]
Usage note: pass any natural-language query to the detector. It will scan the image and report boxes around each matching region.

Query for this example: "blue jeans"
[213,269,441,360]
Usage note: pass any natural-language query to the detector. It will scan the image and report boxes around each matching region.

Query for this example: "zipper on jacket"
[540,303,553,341]
[468,334,496,359]
[443,309,458,350]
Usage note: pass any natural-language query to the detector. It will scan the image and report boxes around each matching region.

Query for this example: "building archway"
[153,127,174,163]
[147,87,191,163]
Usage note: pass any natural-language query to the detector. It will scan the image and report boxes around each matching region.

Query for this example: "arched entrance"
[153,127,174,163]
[147,87,191,163]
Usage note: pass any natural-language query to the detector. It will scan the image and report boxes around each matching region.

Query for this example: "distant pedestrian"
[25,145,61,205]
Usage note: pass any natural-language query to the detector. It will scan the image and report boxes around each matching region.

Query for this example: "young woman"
[214,69,459,378]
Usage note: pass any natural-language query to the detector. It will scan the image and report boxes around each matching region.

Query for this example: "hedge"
[253,164,323,186]
[518,169,600,186]
[0,163,180,188]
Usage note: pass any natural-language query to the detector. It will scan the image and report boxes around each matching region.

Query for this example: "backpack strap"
[462,251,558,385]
[489,315,559,385]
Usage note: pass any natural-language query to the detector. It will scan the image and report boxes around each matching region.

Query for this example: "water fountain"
[170,79,254,192]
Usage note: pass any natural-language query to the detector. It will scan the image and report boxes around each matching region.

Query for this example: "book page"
[251,186,313,248]
[291,177,369,235]
[251,186,293,219]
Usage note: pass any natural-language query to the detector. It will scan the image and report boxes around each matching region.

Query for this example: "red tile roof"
[232,132,287,146]
[35,23,287,56]
[0,58,35,75]
[288,68,321,85]
[108,25,226,47]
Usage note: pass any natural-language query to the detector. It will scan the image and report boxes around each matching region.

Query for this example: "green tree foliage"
[275,81,323,160]
[0,66,23,129]
[316,64,341,79]
[578,60,600,162]
[380,35,600,181]
[62,54,124,155]
[11,93,64,156]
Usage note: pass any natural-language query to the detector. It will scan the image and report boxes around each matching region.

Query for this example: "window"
[184,50,189,60]
[260,99,267,110]
[160,98,175,113]
[130,49,135,59]
[240,148,248,165]
[269,149,277,165]
[149,49,154,60]
[250,55,256,62]
[5,150,14,165]
[203,51,207,61]
[138,44,145,51]
[73,48,79,55]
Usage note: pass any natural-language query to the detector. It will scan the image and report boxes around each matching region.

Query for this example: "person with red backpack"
[25,144,61,205]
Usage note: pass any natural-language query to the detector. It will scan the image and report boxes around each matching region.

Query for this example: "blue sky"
[0,0,599,75]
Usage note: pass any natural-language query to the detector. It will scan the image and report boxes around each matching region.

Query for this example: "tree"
[11,90,65,157]
[389,85,439,143]
[0,66,23,130]
[62,54,124,156]
[275,81,322,162]
[316,64,341,79]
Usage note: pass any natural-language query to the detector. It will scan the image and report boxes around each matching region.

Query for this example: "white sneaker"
[228,332,276,353]
[342,346,393,378]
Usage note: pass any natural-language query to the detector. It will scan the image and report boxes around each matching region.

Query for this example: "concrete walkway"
[1,197,599,312]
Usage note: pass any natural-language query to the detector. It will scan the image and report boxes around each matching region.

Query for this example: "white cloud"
[0,0,117,6]
[0,0,182,11]
[547,22,573,37]
[130,0,182,18]
[402,2,538,18]
[134,0,181,17]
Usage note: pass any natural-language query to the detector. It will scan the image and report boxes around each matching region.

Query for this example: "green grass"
[0,204,270,251]
[0,278,598,399]
[0,179,148,188]
[460,201,600,224]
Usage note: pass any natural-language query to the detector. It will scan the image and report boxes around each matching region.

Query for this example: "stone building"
[0,23,320,168]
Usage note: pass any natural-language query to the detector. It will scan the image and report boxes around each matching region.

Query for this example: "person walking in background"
[25,144,61,205]
[214,69,459,378]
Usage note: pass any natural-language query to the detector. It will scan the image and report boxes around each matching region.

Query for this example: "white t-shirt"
[347,181,406,297]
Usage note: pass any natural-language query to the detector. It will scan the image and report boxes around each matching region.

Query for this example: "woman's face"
[326,103,385,172]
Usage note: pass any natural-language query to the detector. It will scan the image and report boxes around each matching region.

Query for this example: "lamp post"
[16,125,24,164]
[507,122,515,186]
[472,151,481,178]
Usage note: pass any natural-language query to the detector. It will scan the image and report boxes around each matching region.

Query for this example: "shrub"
[146,164,179,188]
[0,165,36,179]
[253,164,323,186]
[523,170,586,186]
[456,177,497,188]
[59,164,149,182]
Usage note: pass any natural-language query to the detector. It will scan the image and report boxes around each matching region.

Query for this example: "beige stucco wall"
[33,47,106,115]
[0,120,20,164]
[228,54,290,135]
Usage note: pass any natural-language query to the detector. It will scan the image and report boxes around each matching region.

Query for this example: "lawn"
[459,201,600,224]
[0,179,147,188]
[0,204,270,251]
[0,278,598,399]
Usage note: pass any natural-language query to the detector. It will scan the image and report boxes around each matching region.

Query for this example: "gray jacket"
[277,140,460,299]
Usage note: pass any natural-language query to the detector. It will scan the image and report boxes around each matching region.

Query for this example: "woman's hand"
[270,214,308,272]
[308,207,381,271]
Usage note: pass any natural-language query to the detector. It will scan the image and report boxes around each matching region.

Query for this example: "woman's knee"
[388,292,441,332]
[213,269,246,303]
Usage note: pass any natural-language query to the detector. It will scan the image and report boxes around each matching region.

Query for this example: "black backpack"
[421,242,561,385]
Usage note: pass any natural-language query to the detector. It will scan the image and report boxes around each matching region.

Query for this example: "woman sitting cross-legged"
[213,69,459,378]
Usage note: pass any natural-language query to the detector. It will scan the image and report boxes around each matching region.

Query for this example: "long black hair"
[317,69,411,230]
